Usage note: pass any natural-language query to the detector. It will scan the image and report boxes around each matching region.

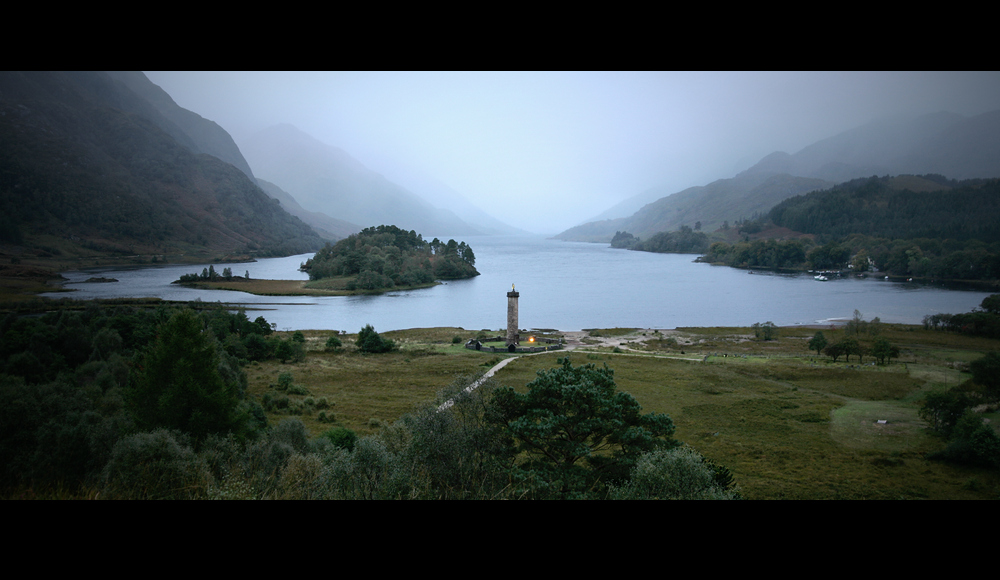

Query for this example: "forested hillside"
[697,175,1000,280]
[0,71,324,262]
[768,175,1000,242]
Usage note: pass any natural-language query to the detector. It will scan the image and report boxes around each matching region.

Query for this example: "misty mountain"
[239,124,485,238]
[742,110,1000,182]
[556,173,830,242]
[0,71,324,259]
[103,71,257,182]
[256,178,359,241]
[583,184,678,225]
[348,152,530,235]
[558,110,1000,243]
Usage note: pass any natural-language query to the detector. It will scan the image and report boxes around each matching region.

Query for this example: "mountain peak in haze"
[0,71,323,258]
[103,71,257,181]
[558,109,1000,242]
[240,124,484,238]
[739,109,1000,182]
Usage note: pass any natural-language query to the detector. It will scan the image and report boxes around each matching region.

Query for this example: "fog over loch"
[144,71,1000,236]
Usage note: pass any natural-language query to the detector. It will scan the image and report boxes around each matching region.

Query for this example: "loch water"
[45,235,993,332]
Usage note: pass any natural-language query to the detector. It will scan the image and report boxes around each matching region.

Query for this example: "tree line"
[0,302,324,495]
[0,300,739,499]
[917,295,1000,470]
[640,176,1000,280]
[611,226,710,254]
[177,265,249,283]
[768,175,1000,243]
[760,176,1000,280]
[923,294,1000,339]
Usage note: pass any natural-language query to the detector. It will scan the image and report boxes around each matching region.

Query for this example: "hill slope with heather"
[0,71,324,265]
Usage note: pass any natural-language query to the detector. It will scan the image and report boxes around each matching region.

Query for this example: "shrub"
[271,419,311,454]
[920,390,973,436]
[610,447,741,500]
[275,339,305,363]
[933,411,1000,469]
[357,324,395,354]
[101,429,212,500]
[287,384,309,396]
[970,352,1000,390]
[325,335,342,350]
[277,453,326,500]
[752,321,778,341]
[323,427,357,451]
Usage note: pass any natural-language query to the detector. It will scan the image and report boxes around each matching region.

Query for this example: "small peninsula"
[175,225,479,295]
[302,225,478,291]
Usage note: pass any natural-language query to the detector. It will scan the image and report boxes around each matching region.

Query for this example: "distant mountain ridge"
[558,109,1000,243]
[556,173,831,242]
[349,152,530,235]
[255,178,359,241]
[0,71,324,259]
[104,71,257,182]
[240,124,486,238]
[741,110,1000,182]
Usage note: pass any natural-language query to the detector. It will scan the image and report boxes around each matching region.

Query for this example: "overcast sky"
[144,71,1000,234]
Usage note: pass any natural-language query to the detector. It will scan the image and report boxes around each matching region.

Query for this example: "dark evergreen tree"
[356,324,395,354]
[130,309,248,442]
[492,358,678,498]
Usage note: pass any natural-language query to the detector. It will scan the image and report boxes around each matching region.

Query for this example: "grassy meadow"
[248,324,1000,499]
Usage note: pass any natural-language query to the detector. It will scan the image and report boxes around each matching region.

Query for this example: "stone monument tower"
[506,283,519,347]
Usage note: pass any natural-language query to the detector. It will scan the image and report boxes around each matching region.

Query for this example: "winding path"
[436,329,702,411]
[436,348,559,411]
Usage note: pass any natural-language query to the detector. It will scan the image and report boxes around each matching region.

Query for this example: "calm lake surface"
[46,235,992,332]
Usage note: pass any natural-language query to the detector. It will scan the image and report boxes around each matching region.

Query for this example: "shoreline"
[173,278,441,297]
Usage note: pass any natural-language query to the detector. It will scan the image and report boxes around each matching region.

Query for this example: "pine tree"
[130,309,246,441]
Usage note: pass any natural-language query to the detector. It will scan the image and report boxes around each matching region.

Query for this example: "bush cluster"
[0,303,277,494]
[356,324,396,354]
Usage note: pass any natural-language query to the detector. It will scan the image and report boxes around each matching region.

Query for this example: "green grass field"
[249,325,1000,499]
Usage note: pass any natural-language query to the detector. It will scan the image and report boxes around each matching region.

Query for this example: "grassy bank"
[249,324,1000,499]
[176,277,440,296]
